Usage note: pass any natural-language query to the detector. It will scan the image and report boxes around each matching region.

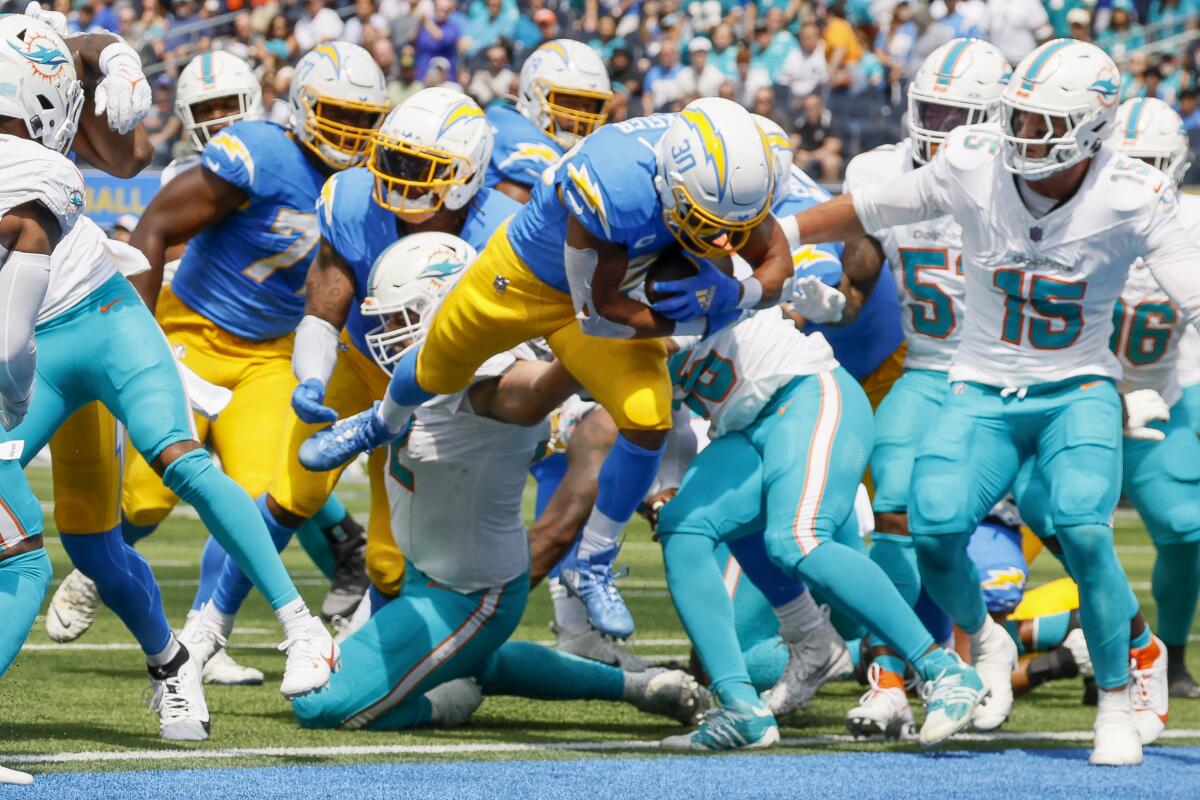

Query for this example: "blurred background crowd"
[8,0,1199,182]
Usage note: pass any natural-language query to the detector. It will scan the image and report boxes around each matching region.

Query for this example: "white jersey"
[854,124,1200,389]
[0,134,84,242]
[844,138,965,372]
[672,307,838,437]
[386,345,547,594]
[38,215,117,325]
[161,154,200,187]
[1179,325,1200,389]
[1113,195,1200,405]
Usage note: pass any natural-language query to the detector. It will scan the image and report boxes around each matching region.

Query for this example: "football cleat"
[968,615,1018,731]
[1129,635,1168,745]
[426,678,484,727]
[299,402,405,472]
[846,663,916,740]
[202,648,264,686]
[558,546,634,639]
[149,656,210,741]
[1168,660,1200,699]
[625,667,710,725]
[0,766,33,785]
[918,652,987,746]
[45,568,101,643]
[279,616,340,699]
[1090,690,1143,766]
[1063,627,1095,678]
[660,696,779,751]
[765,612,851,716]
[179,609,228,670]
[321,515,369,622]
[552,622,648,672]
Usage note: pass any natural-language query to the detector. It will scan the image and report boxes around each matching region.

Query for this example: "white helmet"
[175,51,263,151]
[655,98,774,258]
[517,39,612,148]
[908,38,1010,164]
[290,42,389,170]
[1001,39,1120,180]
[1108,97,1190,187]
[368,87,492,217]
[752,113,792,197]
[0,16,83,153]
[361,231,478,373]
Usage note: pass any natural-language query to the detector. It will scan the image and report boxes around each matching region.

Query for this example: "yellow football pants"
[47,402,123,534]
[122,286,297,527]
[416,221,671,431]
[266,331,400,595]
[861,342,908,411]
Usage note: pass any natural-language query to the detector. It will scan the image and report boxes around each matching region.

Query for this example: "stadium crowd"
[4,0,1197,180]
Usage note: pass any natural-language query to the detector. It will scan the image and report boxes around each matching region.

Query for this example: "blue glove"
[291,379,337,424]
[651,257,741,322]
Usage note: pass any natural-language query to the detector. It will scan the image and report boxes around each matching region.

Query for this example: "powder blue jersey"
[318,167,521,358]
[507,114,679,294]
[484,103,562,190]
[172,121,326,341]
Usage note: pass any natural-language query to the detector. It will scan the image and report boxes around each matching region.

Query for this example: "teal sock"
[743,638,788,693]
[1004,620,1027,655]
[870,533,921,607]
[914,531,987,633]
[912,646,958,683]
[475,641,623,700]
[1130,623,1151,650]
[295,523,335,580]
[875,654,907,675]
[1152,542,1200,647]
[662,532,756,700]
[1032,611,1074,651]
[795,542,935,665]
[1058,524,1131,690]
[0,549,52,677]
[162,450,300,610]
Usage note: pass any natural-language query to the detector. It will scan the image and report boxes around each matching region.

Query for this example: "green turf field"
[3,466,1198,775]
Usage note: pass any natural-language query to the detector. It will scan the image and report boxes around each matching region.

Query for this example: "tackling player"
[779,39,1200,765]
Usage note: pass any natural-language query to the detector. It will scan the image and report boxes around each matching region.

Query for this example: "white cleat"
[624,667,710,725]
[765,615,850,716]
[45,569,101,643]
[553,623,648,672]
[202,648,264,686]
[845,663,916,739]
[149,657,210,741]
[426,678,484,727]
[279,616,339,700]
[968,616,1018,731]
[1063,628,1094,677]
[179,612,227,671]
[1130,636,1168,745]
[333,593,374,644]
[0,766,33,785]
[1090,690,1143,766]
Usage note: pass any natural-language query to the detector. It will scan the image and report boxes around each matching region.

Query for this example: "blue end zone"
[16,748,1200,800]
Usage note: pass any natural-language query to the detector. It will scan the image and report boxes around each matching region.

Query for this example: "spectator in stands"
[415,0,461,80]
[129,0,169,55]
[345,0,390,46]
[609,45,643,95]
[424,55,462,91]
[463,0,518,58]
[935,0,983,39]
[823,2,861,90]
[875,1,917,91]
[164,0,203,58]
[117,5,137,41]
[467,41,516,106]
[1151,0,1194,39]
[145,75,182,166]
[1097,2,1146,62]
[983,0,1053,67]
[1067,8,1092,43]
[751,84,792,133]
[608,88,630,123]
[90,0,120,33]
[751,9,799,81]
[686,0,722,33]
[263,13,298,64]
[678,36,726,99]
[731,43,770,106]
[709,22,738,77]
[1042,0,1089,37]
[644,38,687,112]
[532,7,560,44]
[589,15,623,61]
[1178,89,1200,130]
[779,21,827,101]
[794,91,842,182]
[112,215,139,243]
[295,0,345,52]
[513,0,547,51]
[390,44,425,105]
[221,12,259,62]
[1142,64,1166,101]
[1123,50,1150,99]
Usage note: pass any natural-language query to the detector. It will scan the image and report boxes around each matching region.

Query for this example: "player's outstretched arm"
[469,359,580,427]
[1143,208,1200,333]
[734,215,797,309]
[68,32,153,177]
[290,241,357,424]
[826,235,885,327]
[128,165,247,310]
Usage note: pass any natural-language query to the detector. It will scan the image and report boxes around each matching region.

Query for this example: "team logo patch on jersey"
[1029,226,1043,242]
[208,131,255,183]
[565,162,610,237]
[9,34,70,78]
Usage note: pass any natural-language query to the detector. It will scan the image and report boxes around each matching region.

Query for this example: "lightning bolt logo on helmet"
[679,107,728,200]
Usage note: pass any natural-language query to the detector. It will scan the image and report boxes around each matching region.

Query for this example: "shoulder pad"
[0,137,85,236]
[201,121,290,194]
[941,123,1002,173]
[1100,149,1174,213]
[844,143,907,193]
[317,168,374,259]
[1177,191,1200,230]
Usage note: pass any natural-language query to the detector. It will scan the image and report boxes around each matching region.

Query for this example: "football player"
[485,39,611,203]
[291,234,705,730]
[780,39,1200,765]
[301,98,794,643]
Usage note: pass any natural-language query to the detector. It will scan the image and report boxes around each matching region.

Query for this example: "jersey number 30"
[993,269,1086,350]
[243,209,320,283]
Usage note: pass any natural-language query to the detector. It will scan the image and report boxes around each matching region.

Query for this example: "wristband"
[737,276,763,310]
[98,39,141,73]
[673,318,706,336]
[777,213,802,251]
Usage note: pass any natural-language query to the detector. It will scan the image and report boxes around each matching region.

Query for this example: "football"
[644,244,735,304]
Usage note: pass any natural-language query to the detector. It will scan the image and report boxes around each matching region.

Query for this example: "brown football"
[644,244,734,304]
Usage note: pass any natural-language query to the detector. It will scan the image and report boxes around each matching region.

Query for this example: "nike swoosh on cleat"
[99,298,125,313]
[324,645,337,670]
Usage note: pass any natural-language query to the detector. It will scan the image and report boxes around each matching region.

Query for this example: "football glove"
[651,257,740,322]
[791,275,846,324]
[95,42,152,134]
[1122,389,1170,442]
[292,379,338,424]
[23,2,69,36]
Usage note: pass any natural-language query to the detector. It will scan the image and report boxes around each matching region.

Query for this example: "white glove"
[24,2,69,36]
[791,275,846,324]
[1,388,32,432]
[95,41,151,134]
[1122,388,1171,441]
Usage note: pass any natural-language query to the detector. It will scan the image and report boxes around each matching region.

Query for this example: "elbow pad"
[293,315,340,384]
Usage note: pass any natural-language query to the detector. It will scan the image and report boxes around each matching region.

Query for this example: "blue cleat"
[558,545,635,639]
[660,696,780,751]
[299,402,409,472]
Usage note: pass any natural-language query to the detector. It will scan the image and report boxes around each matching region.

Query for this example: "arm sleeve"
[0,251,51,405]
[1143,198,1200,331]
[293,314,341,384]
[851,156,952,235]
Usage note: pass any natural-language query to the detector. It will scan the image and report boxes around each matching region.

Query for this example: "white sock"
[146,633,182,667]
[550,579,590,635]
[199,600,236,640]
[576,508,624,560]
[1097,686,1133,714]
[275,597,313,639]
[774,590,823,643]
